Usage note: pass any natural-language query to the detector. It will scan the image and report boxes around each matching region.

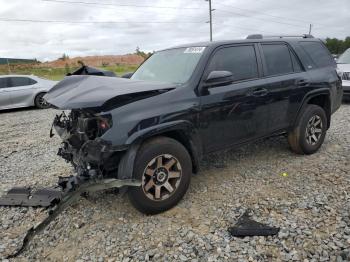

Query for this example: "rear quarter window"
[299,41,335,68]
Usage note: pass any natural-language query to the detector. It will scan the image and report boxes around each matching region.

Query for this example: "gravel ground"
[0,104,349,261]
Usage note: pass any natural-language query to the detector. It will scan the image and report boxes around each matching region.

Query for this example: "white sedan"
[0,75,58,110]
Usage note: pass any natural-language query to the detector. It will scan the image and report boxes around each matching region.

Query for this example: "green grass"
[0,64,139,81]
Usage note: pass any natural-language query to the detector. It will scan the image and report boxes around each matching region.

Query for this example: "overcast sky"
[0,0,349,61]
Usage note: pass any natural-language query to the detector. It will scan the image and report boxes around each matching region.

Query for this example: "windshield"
[338,48,350,64]
[131,47,205,84]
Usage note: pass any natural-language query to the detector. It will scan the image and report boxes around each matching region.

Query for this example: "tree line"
[325,37,350,55]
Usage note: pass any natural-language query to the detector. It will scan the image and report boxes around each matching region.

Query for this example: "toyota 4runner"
[45,35,343,214]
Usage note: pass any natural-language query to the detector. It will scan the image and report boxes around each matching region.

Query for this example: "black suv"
[45,35,343,214]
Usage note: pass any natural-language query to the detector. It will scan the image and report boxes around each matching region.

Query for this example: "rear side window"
[0,78,9,88]
[261,44,293,76]
[299,41,335,68]
[9,77,37,87]
[207,45,258,82]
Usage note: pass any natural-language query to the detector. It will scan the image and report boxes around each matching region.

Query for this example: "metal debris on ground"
[228,210,280,237]
[0,176,140,258]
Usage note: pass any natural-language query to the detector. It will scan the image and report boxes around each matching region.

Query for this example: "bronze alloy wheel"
[142,154,182,201]
[305,115,323,145]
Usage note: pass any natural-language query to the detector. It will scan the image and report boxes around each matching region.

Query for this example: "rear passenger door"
[7,77,37,107]
[199,44,268,152]
[258,42,309,133]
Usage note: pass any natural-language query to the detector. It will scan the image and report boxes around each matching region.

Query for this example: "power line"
[0,18,205,24]
[216,3,311,25]
[215,9,305,29]
[215,3,349,34]
[41,0,206,10]
[211,22,296,35]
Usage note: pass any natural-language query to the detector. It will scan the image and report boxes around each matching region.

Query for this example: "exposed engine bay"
[52,110,121,179]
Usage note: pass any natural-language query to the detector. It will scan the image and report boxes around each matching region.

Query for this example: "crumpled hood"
[44,75,176,109]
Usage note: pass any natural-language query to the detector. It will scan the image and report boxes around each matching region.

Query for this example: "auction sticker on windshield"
[184,47,206,53]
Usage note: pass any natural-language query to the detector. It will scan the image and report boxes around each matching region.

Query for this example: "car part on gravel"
[0,187,62,207]
[228,210,280,237]
[0,175,140,258]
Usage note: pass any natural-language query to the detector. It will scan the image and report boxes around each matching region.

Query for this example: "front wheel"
[128,137,192,214]
[34,92,50,109]
[288,104,327,155]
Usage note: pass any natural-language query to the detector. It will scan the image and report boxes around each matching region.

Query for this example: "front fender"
[118,120,200,180]
[125,120,194,145]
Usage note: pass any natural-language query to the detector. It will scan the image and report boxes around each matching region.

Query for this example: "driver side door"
[199,44,268,153]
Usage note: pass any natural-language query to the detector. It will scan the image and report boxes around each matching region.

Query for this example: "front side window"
[300,41,335,68]
[9,77,36,87]
[207,45,259,82]
[261,44,293,76]
[131,47,205,84]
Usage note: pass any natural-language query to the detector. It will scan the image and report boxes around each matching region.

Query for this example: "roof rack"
[246,34,314,39]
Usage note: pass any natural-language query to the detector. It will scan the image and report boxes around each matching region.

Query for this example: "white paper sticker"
[184,47,206,54]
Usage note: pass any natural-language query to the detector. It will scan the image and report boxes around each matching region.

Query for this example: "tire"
[128,137,192,214]
[288,104,327,155]
[34,92,50,109]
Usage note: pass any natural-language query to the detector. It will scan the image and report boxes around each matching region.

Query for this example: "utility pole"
[6,58,11,74]
[308,24,313,35]
[206,0,214,41]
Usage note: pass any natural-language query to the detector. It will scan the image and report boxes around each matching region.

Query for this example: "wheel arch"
[294,89,331,129]
[118,121,201,180]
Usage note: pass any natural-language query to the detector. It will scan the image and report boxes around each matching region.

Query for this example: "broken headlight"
[97,114,113,137]
[77,114,113,140]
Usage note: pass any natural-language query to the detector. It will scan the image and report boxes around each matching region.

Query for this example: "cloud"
[0,0,349,60]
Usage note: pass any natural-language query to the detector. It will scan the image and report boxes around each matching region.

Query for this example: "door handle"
[297,79,309,87]
[252,88,268,96]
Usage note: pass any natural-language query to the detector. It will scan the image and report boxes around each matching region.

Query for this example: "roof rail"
[246,34,314,39]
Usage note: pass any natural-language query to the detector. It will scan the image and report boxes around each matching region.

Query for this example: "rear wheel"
[288,104,327,154]
[34,92,50,109]
[128,137,192,214]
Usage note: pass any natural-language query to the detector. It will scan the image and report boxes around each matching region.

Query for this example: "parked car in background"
[0,75,57,110]
[337,48,350,99]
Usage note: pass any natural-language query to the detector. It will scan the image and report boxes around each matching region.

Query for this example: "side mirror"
[121,72,133,79]
[205,71,233,87]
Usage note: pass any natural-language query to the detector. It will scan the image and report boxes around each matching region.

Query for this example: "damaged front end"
[52,110,124,179]
[0,74,176,257]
